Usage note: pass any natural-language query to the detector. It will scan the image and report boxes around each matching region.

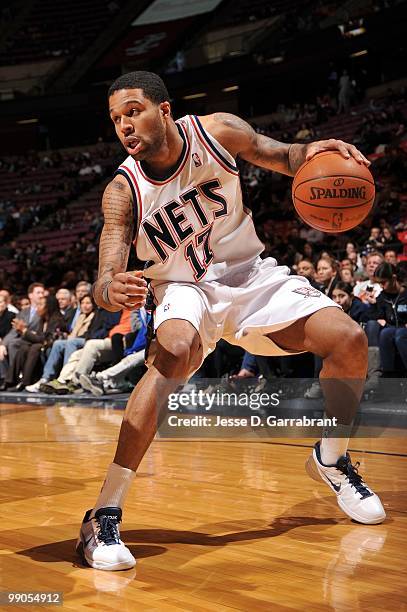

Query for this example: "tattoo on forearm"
[213,112,292,175]
[94,179,134,307]
[288,143,307,174]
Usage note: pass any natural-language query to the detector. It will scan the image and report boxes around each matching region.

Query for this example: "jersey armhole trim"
[191,115,239,174]
[114,167,142,240]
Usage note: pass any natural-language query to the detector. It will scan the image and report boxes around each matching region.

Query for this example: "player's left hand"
[305,139,370,166]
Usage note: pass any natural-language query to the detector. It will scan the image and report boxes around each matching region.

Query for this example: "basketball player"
[77,72,385,571]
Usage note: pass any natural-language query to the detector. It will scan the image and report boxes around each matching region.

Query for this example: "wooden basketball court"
[0,401,406,610]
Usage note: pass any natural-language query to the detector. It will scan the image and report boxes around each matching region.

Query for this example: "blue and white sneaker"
[76,507,136,570]
[305,441,386,524]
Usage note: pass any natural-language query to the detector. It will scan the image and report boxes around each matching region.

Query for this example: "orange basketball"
[292,151,375,233]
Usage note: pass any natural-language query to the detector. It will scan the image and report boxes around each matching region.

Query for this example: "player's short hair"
[108,71,169,105]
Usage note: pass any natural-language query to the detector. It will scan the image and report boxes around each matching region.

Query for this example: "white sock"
[91,463,135,516]
[320,437,349,466]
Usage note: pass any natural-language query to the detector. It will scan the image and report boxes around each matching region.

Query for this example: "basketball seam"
[293,195,375,210]
[293,174,375,189]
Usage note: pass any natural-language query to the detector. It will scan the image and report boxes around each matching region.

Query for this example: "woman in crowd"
[5,295,65,391]
[30,294,96,386]
[331,282,370,323]
[366,263,407,376]
[316,256,340,297]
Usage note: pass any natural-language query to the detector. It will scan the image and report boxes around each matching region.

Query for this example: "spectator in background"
[316,256,340,297]
[297,259,317,283]
[368,263,407,376]
[0,294,15,339]
[6,295,65,391]
[332,282,370,324]
[0,289,19,314]
[32,306,123,393]
[384,249,398,265]
[65,281,92,330]
[380,226,402,253]
[56,288,74,323]
[340,267,355,285]
[353,251,384,304]
[365,227,382,251]
[337,69,353,114]
[18,296,30,310]
[0,294,15,385]
[30,294,95,387]
[0,282,45,389]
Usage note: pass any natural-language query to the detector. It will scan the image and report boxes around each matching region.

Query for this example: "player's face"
[0,296,7,313]
[109,88,168,160]
[332,289,352,311]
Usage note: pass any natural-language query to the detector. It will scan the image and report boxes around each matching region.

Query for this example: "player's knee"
[339,323,367,359]
[155,338,196,378]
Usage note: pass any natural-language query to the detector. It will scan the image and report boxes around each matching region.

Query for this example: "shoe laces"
[95,514,121,546]
[337,456,372,499]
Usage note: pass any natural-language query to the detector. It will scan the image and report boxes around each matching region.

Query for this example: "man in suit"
[0,282,45,390]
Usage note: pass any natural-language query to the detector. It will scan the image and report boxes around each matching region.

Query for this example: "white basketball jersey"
[115,115,264,283]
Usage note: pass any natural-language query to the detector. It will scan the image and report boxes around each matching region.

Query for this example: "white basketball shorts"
[150,257,340,366]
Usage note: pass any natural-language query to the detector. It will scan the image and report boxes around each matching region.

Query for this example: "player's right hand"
[108,271,148,310]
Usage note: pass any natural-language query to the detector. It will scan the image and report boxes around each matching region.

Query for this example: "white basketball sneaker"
[76,507,136,570]
[305,441,386,525]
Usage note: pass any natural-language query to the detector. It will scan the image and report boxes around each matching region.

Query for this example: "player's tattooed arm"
[93,175,147,312]
[202,112,302,176]
[202,113,370,176]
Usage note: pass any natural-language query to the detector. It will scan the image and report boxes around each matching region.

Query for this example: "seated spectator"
[384,249,398,266]
[0,289,19,314]
[1,283,45,388]
[380,226,402,253]
[296,259,317,283]
[353,251,384,304]
[316,256,340,297]
[27,294,95,388]
[0,293,15,339]
[365,263,407,376]
[331,282,370,323]
[0,294,15,386]
[79,309,150,396]
[29,307,127,393]
[5,295,66,391]
[18,296,30,310]
[365,227,382,251]
[56,288,74,323]
[340,268,355,285]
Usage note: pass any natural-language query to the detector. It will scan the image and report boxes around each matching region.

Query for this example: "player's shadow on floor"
[17,489,397,567]
[17,512,339,567]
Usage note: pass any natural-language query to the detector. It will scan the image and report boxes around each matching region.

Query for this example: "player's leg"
[77,318,202,571]
[268,306,385,524]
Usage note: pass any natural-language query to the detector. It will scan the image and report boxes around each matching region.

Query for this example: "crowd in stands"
[0,281,149,395]
[0,83,406,394]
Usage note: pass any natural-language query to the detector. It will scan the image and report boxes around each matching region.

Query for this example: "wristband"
[102,280,113,306]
